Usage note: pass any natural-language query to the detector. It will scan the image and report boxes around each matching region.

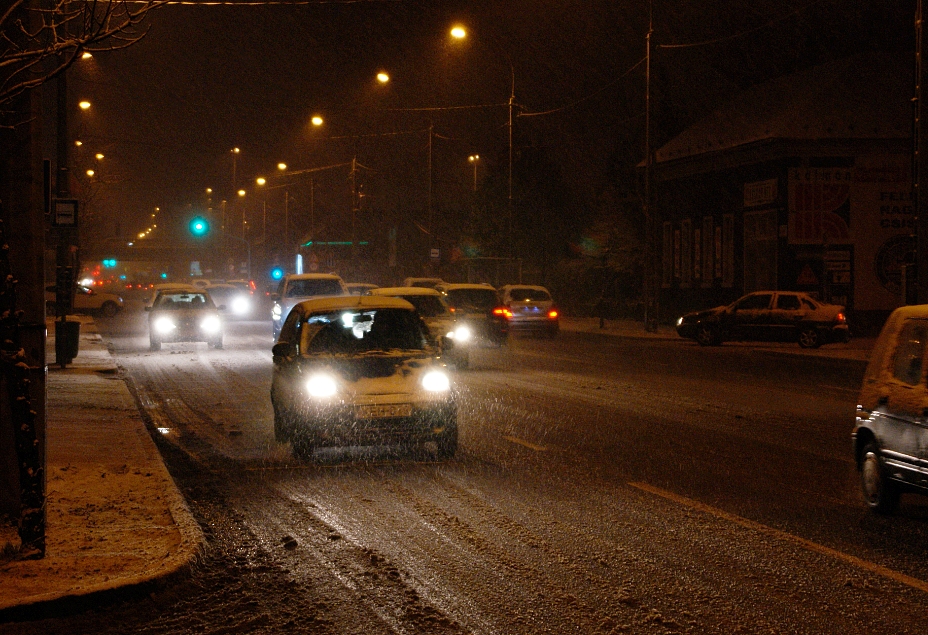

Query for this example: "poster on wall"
[848,155,912,311]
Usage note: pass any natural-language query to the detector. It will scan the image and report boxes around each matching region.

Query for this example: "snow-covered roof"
[655,53,912,164]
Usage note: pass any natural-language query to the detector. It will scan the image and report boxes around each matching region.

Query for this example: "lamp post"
[451,25,516,258]
[468,154,480,191]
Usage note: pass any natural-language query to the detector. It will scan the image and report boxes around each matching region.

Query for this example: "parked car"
[675,291,850,348]
[497,284,559,338]
[146,288,224,351]
[368,286,470,368]
[435,283,509,348]
[204,283,254,319]
[270,295,457,458]
[401,277,445,289]
[45,284,124,318]
[346,282,379,296]
[271,273,349,339]
[853,304,928,513]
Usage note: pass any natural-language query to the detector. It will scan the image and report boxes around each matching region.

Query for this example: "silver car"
[271,273,349,339]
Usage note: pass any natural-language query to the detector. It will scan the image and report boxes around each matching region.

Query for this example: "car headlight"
[676,317,684,327]
[422,370,450,392]
[154,316,176,334]
[306,373,338,398]
[449,325,472,342]
[200,315,221,334]
[231,296,250,315]
[272,303,282,320]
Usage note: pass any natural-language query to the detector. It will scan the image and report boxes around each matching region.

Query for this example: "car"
[369,286,470,368]
[853,304,928,513]
[271,273,349,339]
[145,288,224,351]
[675,290,850,348]
[435,283,509,348]
[497,284,559,338]
[204,283,254,319]
[401,277,445,289]
[346,282,379,296]
[45,284,124,318]
[270,295,458,459]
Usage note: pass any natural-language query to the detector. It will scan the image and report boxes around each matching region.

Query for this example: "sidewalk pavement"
[0,316,203,618]
[0,314,873,618]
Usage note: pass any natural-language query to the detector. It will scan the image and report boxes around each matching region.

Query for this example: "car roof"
[293,295,415,314]
[154,283,199,291]
[501,284,549,292]
[370,286,442,296]
[437,283,496,291]
[204,283,237,289]
[285,273,343,281]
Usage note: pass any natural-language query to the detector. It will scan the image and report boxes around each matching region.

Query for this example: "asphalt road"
[10,309,928,634]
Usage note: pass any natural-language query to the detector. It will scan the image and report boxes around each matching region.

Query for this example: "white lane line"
[630,481,928,595]
[503,435,547,451]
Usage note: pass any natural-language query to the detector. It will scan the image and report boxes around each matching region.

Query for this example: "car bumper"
[286,401,457,447]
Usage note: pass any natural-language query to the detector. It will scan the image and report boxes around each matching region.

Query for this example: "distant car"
[271,273,349,339]
[369,286,470,368]
[435,283,508,348]
[854,304,928,513]
[675,291,850,348]
[497,284,559,338]
[146,288,224,351]
[346,282,379,296]
[270,295,457,459]
[45,284,124,318]
[402,277,445,289]
[204,283,253,319]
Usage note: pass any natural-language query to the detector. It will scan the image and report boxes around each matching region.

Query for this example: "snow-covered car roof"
[370,286,442,297]
[292,295,415,315]
[436,283,497,291]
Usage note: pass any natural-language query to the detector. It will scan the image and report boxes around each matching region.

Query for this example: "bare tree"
[0,0,165,107]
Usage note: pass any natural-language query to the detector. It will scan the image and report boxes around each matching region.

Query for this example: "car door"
[725,293,773,341]
[768,293,806,341]
[871,318,928,488]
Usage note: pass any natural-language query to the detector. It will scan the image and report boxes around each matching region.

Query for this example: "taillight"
[835,312,847,324]
[547,309,559,319]
[493,307,513,319]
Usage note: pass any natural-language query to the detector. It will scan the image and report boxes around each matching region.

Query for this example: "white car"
[497,284,559,338]
[45,284,124,318]
[270,295,457,458]
[271,273,349,339]
[204,283,253,319]
[369,286,471,368]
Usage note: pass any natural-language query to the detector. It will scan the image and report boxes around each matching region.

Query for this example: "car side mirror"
[272,341,293,360]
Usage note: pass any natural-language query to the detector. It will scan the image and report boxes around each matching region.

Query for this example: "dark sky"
[69,0,915,250]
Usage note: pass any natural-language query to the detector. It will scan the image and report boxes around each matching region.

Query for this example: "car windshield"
[286,279,344,297]
[446,289,497,311]
[508,288,551,302]
[155,292,213,309]
[400,295,450,317]
[300,308,427,354]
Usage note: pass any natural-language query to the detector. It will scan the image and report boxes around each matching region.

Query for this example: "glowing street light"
[237,189,246,197]
[311,115,323,127]
[256,177,266,186]
[376,72,390,84]
[95,153,104,160]
[86,169,94,177]
[450,25,466,39]
[81,52,93,60]
[78,100,91,110]
[277,163,287,171]
[468,154,480,191]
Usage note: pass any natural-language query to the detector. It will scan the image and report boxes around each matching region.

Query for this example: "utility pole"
[916,0,928,303]
[643,2,659,331]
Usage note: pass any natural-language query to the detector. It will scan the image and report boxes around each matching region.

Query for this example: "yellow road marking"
[504,435,547,451]
[629,481,928,594]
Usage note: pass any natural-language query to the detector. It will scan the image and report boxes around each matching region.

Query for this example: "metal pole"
[643,4,658,332]
[916,0,928,303]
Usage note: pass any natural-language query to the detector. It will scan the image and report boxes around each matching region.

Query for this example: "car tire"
[100,301,119,318]
[696,325,721,346]
[861,442,900,514]
[149,336,161,351]
[798,327,821,349]
[435,422,458,459]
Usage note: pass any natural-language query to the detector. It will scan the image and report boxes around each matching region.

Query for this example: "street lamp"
[376,72,390,84]
[311,115,323,127]
[468,154,480,191]
[450,25,516,258]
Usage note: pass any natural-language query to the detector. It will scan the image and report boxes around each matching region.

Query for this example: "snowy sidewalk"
[0,316,202,616]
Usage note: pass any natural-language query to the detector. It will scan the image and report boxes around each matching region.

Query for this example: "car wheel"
[798,327,821,349]
[149,336,161,351]
[696,325,721,346]
[100,301,119,318]
[291,436,316,460]
[435,422,458,459]
[861,442,899,514]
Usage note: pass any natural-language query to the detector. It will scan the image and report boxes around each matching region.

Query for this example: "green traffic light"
[189,216,209,236]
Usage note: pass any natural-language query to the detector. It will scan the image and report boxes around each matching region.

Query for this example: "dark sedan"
[676,290,850,348]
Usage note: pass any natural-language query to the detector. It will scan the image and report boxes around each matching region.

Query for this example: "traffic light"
[102,258,117,268]
[270,267,284,280]
[189,216,209,237]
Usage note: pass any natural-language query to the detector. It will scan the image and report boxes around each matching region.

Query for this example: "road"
[12,308,928,634]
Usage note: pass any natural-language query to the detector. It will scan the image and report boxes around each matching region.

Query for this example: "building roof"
[654,53,912,165]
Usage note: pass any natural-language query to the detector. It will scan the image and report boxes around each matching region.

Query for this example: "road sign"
[430,248,440,262]
[53,199,78,227]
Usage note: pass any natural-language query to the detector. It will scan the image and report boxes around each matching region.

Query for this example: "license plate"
[356,403,412,419]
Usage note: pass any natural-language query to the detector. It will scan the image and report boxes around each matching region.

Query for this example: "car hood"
[682,306,726,320]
